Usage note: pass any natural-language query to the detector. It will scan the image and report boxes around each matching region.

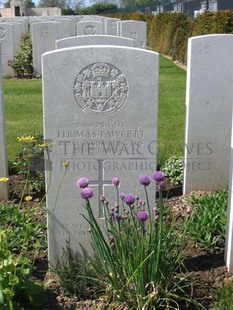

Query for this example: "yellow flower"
[0,177,9,182]
[26,153,34,159]
[38,143,52,148]
[24,195,32,202]
[63,161,69,168]
[17,135,35,143]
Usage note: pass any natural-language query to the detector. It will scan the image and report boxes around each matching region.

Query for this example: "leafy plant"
[162,156,184,185]
[0,203,46,253]
[8,32,33,78]
[75,173,199,309]
[53,241,100,299]
[12,133,47,198]
[0,231,47,309]
[186,190,228,251]
[211,280,233,310]
[15,133,44,174]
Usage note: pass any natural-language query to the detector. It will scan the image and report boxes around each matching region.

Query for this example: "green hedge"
[107,10,233,64]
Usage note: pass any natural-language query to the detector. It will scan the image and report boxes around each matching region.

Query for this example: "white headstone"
[32,21,62,75]
[56,18,72,38]
[183,34,233,194]
[77,20,104,36]
[11,22,23,52]
[82,15,98,21]
[0,23,15,76]
[119,20,147,48]
[104,18,120,36]
[56,35,135,49]
[0,44,8,200]
[42,45,159,266]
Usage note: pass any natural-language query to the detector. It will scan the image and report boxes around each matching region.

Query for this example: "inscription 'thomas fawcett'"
[73,62,128,117]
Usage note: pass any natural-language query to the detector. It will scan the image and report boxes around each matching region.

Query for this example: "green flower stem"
[116,186,119,207]
[51,166,68,214]
[40,146,52,206]
[18,162,30,206]
[155,188,164,276]
[144,185,151,219]
[82,199,119,286]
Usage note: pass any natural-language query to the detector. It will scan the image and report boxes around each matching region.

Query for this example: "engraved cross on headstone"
[89,159,113,218]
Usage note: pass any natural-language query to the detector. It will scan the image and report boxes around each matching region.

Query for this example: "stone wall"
[0,7,61,17]
[27,7,61,17]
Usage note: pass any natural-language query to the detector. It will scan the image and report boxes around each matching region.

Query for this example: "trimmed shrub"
[8,32,33,78]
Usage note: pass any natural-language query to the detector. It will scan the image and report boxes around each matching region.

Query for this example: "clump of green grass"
[0,203,46,253]
[186,190,228,251]
[211,281,233,310]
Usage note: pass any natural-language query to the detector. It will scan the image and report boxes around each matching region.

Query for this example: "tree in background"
[79,3,117,14]
[4,0,35,8]
[38,0,85,13]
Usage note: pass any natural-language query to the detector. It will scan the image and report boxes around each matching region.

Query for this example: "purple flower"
[109,235,114,243]
[123,194,135,205]
[158,181,165,190]
[139,200,145,206]
[139,175,151,186]
[77,177,89,189]
[119,192,125,200]
[153,171,165,182]
[112,177,120,187]
[129,283,137,291]
[114,213,122,222]
[100,195,105,201]
[137,210,149,221]
[80,187,94,199]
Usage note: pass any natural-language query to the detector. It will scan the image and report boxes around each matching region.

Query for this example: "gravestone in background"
[3,17,29,33]
[183,34,233,194]
[104,18,120,36]
[77,20,103,35]
[82,15,98,20]
[0,23,15,76]
[119,20,147,48]
[32,21,62,75]
[42,45,159,266]
[0,46,8,200]
[56,35,135,49]
[10,22,22,52]
[56,18,72,38]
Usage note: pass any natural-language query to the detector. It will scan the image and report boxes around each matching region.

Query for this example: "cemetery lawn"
[4,56,186,165]
[158,56,186,163]
[4,78,42,162]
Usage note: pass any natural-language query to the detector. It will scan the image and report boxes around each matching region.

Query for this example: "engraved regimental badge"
[0,27,6,39]
[39,25,50,37]
[84,25,96,35]
[73,62,128,116]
